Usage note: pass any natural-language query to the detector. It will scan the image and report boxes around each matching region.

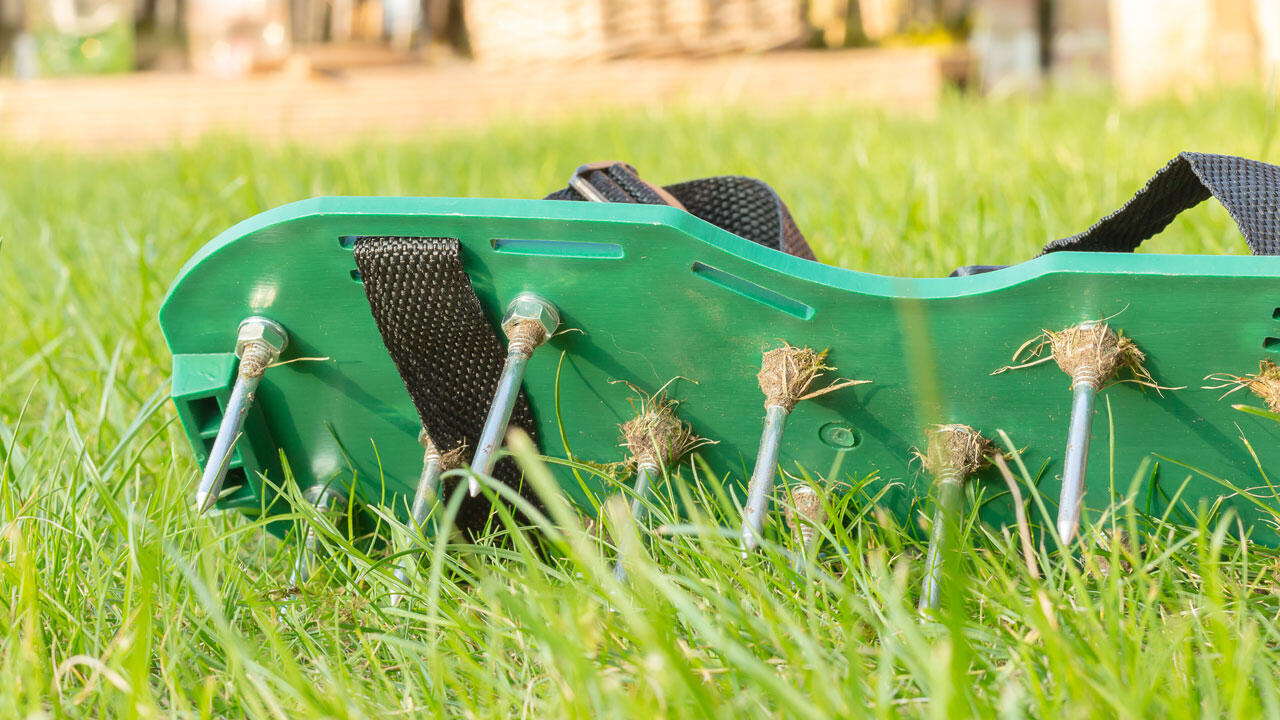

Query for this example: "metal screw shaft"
[1057,377,1098,545]
[195,318,287,514]
[470,294,559,497]
[613,461,660,583]
[392,434,444,602]
[919,467,963,613]
[290,486,347,587]
[785,485,825,574]
[740,404,790,553]
[470,337,535,496]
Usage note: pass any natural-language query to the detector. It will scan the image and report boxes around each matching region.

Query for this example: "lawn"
[2,86,1280,718]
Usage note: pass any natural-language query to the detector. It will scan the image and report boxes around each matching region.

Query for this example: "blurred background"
[1,0,1277,148]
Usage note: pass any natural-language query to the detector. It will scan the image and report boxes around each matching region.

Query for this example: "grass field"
[4,87,1280,718]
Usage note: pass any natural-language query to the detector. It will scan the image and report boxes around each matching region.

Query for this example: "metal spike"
[290,485,348,587]
[470,293,559,496]
[784,485,825,573]
[195,317,288,514]
[740,404,789,553]
[613,462,660,583]
[916,424,992,613]
[919,466,963,613]
[1040,322,1143,546]
[627,462,660,527]
[1058,379,1097,544]
[392,430,443,603]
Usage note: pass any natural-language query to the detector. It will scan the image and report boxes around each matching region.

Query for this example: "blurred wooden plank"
[0,49,941,150]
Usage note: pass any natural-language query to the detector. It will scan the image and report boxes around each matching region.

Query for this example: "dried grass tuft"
[438,444,468,471]
[1204,358,1280,413]
[620,392,710,472]
[993,322,1166,392]
[421,430,467,471]
[922,424,993,479]
[757,343,869,411]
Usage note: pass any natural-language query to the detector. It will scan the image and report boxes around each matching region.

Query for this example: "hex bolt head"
[236,317,289,358]
[501,293,560,341]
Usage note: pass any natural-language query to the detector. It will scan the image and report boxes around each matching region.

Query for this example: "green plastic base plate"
[160,197,1280,545]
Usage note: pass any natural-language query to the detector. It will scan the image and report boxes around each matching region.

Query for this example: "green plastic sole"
[159,197,1280,545]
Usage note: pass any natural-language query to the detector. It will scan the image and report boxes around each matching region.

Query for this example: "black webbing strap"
[352,164,816,531]
[547,162,818,261]
[353,237,541,532]
[1042,152,1280,256]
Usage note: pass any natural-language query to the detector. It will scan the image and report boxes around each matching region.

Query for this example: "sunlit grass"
[3,85,1280,717]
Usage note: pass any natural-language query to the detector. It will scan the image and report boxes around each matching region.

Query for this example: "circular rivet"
[819,422,860,450]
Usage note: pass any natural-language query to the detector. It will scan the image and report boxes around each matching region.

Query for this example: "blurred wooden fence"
[0,48,941,148]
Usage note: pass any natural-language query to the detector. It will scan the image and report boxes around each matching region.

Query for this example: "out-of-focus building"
[462,0,808,66]
[6,0,1280,105]
[973,0,1280,100]
[187,0,291,76]
[0,0,436,77]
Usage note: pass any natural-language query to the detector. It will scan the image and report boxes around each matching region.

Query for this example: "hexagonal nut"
[501,294,560,340]
[236,317,289,357]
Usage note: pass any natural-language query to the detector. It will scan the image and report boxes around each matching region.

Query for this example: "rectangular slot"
[221,467,248,494]
[1265,337,1280,351]
[339,236,358,249]
[189,395,224,437]
[491,238,624,260]
[691,262,815,320]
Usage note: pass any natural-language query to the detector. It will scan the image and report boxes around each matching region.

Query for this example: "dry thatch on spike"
[1204,359,1280,413]
[921,424,994,478]
[992,322,1170,393]
[437,444,469,471]
[421,430,468,471]
[758,343,869,411]
[619,390,713,473]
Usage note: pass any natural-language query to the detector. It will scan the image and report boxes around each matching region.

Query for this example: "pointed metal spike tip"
[469,293,559,497]
[392,431,445,604]
[195,317,288,515]
[290,485,348,587]
[740,404,789,553]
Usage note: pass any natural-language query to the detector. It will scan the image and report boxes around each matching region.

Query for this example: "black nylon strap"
[666,176,816,260]
[547,163,817,261]
[353,236,541,532]
[1042,152,1280,255]
[548,162,670,205]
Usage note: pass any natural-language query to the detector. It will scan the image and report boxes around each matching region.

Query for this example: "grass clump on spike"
[1205,358,1280,413]
[619,392,711,473]
[436,443,469,470]
[993,321,1168,391]
[757,343,868,410]
[922,424,994,478]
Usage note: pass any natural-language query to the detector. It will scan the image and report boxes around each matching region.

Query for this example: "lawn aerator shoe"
[161,155,1280,590]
